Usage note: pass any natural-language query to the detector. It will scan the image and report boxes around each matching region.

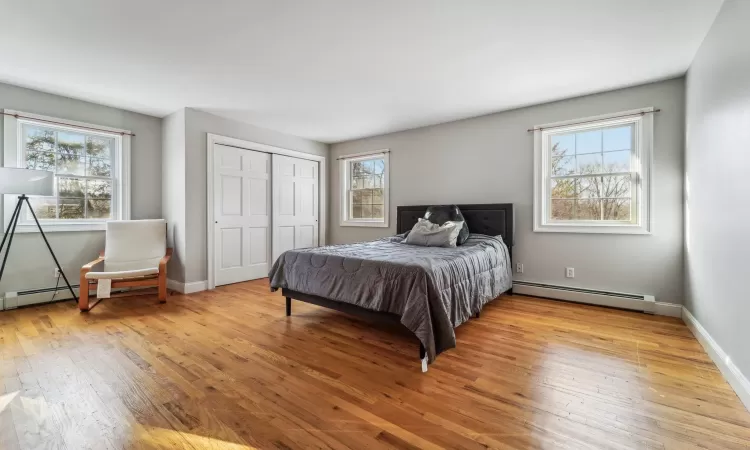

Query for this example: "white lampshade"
[0,167,55,196]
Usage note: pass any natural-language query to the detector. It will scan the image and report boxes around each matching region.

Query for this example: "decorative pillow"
[403,218,463,248]
[424,205,469,245]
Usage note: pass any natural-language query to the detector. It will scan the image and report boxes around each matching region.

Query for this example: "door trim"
[206,133,327,290]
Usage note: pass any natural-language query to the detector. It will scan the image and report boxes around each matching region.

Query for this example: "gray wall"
[179,108,328,283]
[161,109,187,282]
[684,1,750,379]
[330,78,685,304]
[0,82,162,297]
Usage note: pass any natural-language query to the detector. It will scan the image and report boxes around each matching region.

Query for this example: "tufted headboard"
[396,203,514,256]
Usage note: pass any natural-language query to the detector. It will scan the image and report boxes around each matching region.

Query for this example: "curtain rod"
[336,150,390,160]
[1,112,136,137]
[527,109,660,133]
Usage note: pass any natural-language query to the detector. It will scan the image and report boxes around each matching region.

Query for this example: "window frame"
[339,150,389,228]
[533,108,653,234]
[3,110,131,233]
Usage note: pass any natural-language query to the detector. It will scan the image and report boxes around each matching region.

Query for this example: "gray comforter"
[268,234,512,364]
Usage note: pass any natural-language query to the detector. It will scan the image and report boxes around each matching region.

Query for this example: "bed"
[268,203,514,371]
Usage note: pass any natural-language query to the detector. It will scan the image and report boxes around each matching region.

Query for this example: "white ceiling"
[0,0,722,143]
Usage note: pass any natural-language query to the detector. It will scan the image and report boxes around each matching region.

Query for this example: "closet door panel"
[272,154,319,263]
[213,144,270,285]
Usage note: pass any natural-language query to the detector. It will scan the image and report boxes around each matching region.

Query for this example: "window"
[3,110,131,232]
[339,151,389,227]
[533,108,653,234]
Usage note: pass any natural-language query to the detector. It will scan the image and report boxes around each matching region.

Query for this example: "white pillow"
[403,218,464,248]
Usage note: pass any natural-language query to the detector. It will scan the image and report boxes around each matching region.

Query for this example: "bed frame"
[281,203,514,370]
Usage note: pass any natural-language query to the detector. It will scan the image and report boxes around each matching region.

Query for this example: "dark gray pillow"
[424,205,469,245]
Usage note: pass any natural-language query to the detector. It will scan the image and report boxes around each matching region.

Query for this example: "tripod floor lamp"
[0,167,77,301]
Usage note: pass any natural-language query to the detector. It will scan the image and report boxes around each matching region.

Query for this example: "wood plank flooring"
[1,278,749,449]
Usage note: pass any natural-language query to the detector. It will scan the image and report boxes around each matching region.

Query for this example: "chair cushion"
[104,219,166,272]
[85,267,159,280]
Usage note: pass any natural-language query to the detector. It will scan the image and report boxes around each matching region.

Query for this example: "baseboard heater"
[3,285,128,310]
[513,281,656,314]
[18,284,81,296]
[2,284,80,310]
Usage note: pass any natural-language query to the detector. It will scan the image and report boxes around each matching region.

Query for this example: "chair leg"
[158,272,167,303]
[78,278,89,312]
[286,297,291,316]
[159,280,167,303]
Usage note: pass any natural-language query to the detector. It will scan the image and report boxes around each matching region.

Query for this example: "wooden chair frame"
[79,248,173,312]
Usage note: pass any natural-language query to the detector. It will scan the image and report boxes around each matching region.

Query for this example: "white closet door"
[214,144,271,286]
[272,154,319,262]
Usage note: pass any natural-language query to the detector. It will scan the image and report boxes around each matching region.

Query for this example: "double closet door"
[213,145,319,287]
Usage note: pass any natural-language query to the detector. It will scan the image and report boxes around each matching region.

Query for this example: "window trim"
[339,150,390,228]
[2,109,131,233]
[533,108,653,234]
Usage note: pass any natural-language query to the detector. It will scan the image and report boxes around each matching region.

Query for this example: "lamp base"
[0,195,78,301]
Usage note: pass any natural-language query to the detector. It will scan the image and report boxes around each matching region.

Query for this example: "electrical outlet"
[54,268,60,278]
[566,267,575,278]
[516,263,524,273]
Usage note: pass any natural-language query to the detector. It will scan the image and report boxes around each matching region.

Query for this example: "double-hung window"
[533,108,653,234]
[3,110,131,232]
[339,151,389,227]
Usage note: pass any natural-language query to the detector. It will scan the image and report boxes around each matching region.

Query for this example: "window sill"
[340,220,389,228]
[533,223,651,235]
[11,222,107,233]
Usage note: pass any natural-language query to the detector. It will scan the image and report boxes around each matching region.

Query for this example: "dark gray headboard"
[396,203,514,256]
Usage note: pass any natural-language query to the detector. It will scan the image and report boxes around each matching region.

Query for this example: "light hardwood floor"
[1,279,749,449]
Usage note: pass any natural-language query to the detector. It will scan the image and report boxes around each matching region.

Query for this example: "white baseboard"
[2,283,165,310]
[654,301,683,317]
[512,282,681,317]
[2,288,80,310]
[682,307,750,412]
[167,279,207,294]
[1,279,208,310]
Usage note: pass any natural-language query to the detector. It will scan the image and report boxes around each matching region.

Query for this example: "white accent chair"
[79,219,172,312]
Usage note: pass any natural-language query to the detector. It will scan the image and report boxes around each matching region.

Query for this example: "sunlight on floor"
[0,392,255,449]
[533,343,645,441]
[0,391,52,420]
[138,426,258,449]
[0,391,19,413]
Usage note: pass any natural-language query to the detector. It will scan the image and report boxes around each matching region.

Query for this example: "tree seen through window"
[24,125,114,220]
[349,158,385,220]
[549,125,633,222]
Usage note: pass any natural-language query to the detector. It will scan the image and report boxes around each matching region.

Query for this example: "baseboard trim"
[512,282,681,317]
[654,301,683,317]
[513,282,649,313]
[2,288,80,310]
[2,284,145,310]
[167,279,208,294]
[681,307,750,412]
